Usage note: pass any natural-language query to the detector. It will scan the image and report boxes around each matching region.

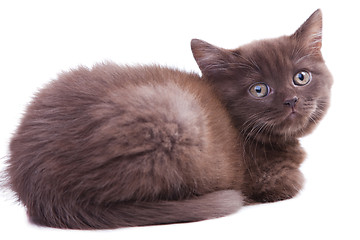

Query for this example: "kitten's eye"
[249,83,269,98]
[293,71,311,86]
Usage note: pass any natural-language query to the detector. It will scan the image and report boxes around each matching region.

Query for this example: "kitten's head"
[191,9,333,142]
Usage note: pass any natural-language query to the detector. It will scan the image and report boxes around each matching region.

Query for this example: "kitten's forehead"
[239,37,296,79]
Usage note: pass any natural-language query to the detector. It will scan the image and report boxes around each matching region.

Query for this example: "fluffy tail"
[30,190,243,229]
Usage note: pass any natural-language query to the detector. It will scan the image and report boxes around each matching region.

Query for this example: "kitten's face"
[192,10,333,141]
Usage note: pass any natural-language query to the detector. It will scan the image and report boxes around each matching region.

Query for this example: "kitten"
[5,9,332,229]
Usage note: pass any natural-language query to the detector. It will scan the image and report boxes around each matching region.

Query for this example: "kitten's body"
[6,10,332,229]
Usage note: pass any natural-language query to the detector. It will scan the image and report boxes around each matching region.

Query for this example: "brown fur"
[5,9,332,229]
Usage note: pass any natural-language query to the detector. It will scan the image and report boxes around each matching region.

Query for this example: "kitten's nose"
[284,97,299,108]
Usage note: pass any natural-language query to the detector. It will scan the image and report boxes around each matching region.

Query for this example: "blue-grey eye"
[293,71,311,86]
[249,83,269,98]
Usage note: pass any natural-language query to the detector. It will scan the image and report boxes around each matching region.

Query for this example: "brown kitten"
[5,9,332,229]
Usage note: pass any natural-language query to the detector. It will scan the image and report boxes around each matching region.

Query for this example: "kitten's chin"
[275,112,316,139]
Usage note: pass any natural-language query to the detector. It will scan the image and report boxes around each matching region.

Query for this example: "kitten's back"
[7,64,243,228]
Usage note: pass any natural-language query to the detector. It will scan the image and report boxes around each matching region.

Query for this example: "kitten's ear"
[292,9,323,52]
[191,39,234,77]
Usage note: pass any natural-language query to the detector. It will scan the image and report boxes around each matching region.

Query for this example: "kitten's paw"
[249,168,304,203]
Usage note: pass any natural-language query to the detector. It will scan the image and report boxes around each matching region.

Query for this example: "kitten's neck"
[240,132,302,165]
[240,129,299,148]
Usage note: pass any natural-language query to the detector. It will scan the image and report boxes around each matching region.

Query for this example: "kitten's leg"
[246,165,304,203]
[243,145,305,203]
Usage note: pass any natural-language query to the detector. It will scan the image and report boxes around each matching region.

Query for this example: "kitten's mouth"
[277,109,308,132]
[285,108,299,119]
[287,113,297,122]
[278,104,319,136]
[287,110,300,120]
[289,107,297,114]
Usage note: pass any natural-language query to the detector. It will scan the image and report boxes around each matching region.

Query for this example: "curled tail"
[30,190,243,229]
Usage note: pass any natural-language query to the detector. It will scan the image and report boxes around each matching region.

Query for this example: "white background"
[1,0,359,239]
